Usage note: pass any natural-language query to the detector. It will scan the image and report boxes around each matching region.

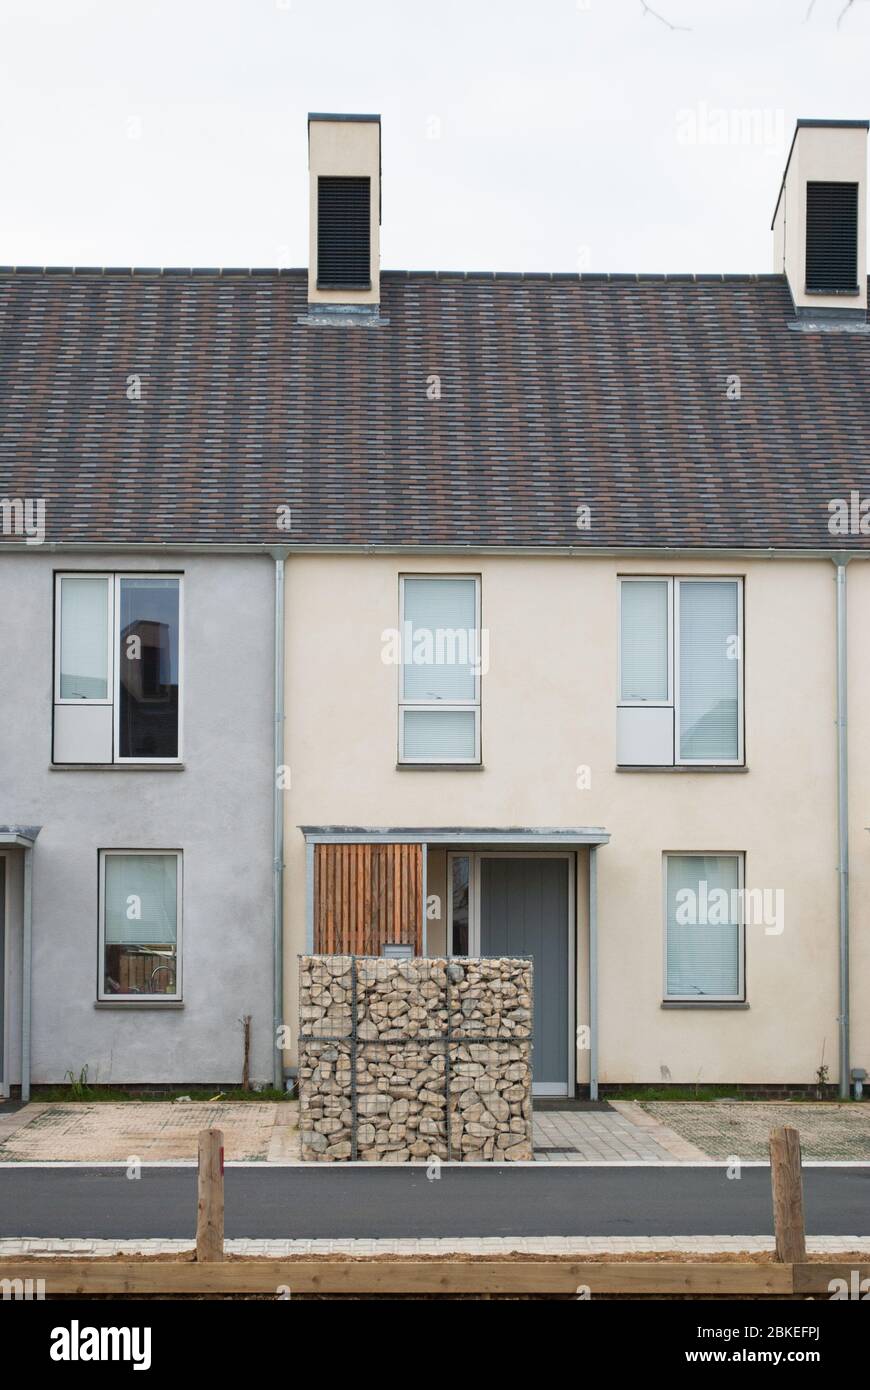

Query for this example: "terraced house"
[2,114,869,1102]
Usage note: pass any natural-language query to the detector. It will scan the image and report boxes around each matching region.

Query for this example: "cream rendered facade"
[281,550,869,1089]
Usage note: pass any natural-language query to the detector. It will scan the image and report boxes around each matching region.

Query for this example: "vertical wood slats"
[314,843,423,955]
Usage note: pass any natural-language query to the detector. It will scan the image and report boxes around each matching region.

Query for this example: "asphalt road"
[0,1165,868,1239]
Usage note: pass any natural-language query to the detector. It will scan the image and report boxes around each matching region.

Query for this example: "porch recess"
[300,826,610,1098]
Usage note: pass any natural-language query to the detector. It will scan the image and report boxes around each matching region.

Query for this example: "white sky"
[1,0,869,273]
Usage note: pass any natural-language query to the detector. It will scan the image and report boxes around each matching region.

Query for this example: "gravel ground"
[641,1102,870,1160]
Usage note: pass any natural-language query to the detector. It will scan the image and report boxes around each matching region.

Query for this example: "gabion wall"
[298,955,533,1162]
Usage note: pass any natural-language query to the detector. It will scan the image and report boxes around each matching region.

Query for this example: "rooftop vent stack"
[308,113,381,308]
[772,119,868,321]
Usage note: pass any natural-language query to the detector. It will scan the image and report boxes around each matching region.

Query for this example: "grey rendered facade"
[0,549,275,1088]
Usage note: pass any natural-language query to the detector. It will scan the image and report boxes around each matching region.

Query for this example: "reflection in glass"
[103,853,178,996]
[451,856,470,955]
[118,578,179,758]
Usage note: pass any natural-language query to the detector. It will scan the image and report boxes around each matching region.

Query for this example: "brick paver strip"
[1,1236,868,1257]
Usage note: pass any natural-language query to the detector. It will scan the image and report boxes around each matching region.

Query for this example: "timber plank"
[793,1262,870,1294]
[0,1260,795,1296]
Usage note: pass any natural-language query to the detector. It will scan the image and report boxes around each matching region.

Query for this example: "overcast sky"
[1,0,869,274]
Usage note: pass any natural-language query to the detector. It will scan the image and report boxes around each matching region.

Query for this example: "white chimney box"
[307,113,381,308]
[772,119,868,319]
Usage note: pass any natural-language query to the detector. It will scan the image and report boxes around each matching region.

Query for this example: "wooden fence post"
[196,1128,225,1262]
[769,1124,806,1263]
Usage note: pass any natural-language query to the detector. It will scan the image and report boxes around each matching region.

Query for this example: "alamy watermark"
[381,622,490,676]
[0,496,45,545]
[675,881,784,936]
[50,1322,151,1370]
[828,491,870,536]
[2,1276,45,1300]
[676,102,785,154]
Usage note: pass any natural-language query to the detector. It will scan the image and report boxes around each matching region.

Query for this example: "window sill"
[617,764,747,773]
[661,1001,749,1010]
[396,763,484,771]
[94,1000,184,1010]
[51,762,185,772]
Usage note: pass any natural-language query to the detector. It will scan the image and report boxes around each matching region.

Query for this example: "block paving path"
[532,1101,707,1162]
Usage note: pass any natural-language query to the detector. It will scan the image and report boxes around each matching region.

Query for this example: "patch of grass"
[609,1085,861,1104]
[209,1088,291,1104]
[63,1066,97,1101]
[605,1078,739,1100]
[31,1085,293,1104]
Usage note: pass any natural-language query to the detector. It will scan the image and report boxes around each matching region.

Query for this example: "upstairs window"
[58,575,112,701]
[398,575,481,764]
[806,181,859,293]
[54,574,181,764]
[317,176,371,289]
[117,577,181,760]
[618,577,743,767]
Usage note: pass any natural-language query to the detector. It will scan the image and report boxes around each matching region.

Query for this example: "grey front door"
[479,856,571,1096]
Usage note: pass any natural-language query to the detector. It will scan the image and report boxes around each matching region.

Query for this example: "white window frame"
[54,572,183,763]
[398,574,481,765]
[617,575,744,766]
[662,851,745,1003]
[113,574,184,765]
[674,576,743,768]
[617,576,673,707]
[54,573,114,705]
[98,849,183,1002]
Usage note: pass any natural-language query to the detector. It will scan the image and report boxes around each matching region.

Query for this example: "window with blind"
[99,850,181,1001]
[54,573,181,763]
[618,577,742,766]
[399,575,481,764]
[664,853,744,1001]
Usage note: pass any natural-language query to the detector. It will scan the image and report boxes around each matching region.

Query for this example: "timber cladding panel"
[314,843,423,955]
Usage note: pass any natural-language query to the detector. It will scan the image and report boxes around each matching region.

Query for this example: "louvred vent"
[806,181,859,293]
[317,176,371,288]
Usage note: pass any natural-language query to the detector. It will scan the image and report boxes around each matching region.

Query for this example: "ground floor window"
[98,850,181,1000]
[664,852,744,1001]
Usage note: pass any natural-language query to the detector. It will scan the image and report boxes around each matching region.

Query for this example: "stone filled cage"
[298,955,533,1162]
